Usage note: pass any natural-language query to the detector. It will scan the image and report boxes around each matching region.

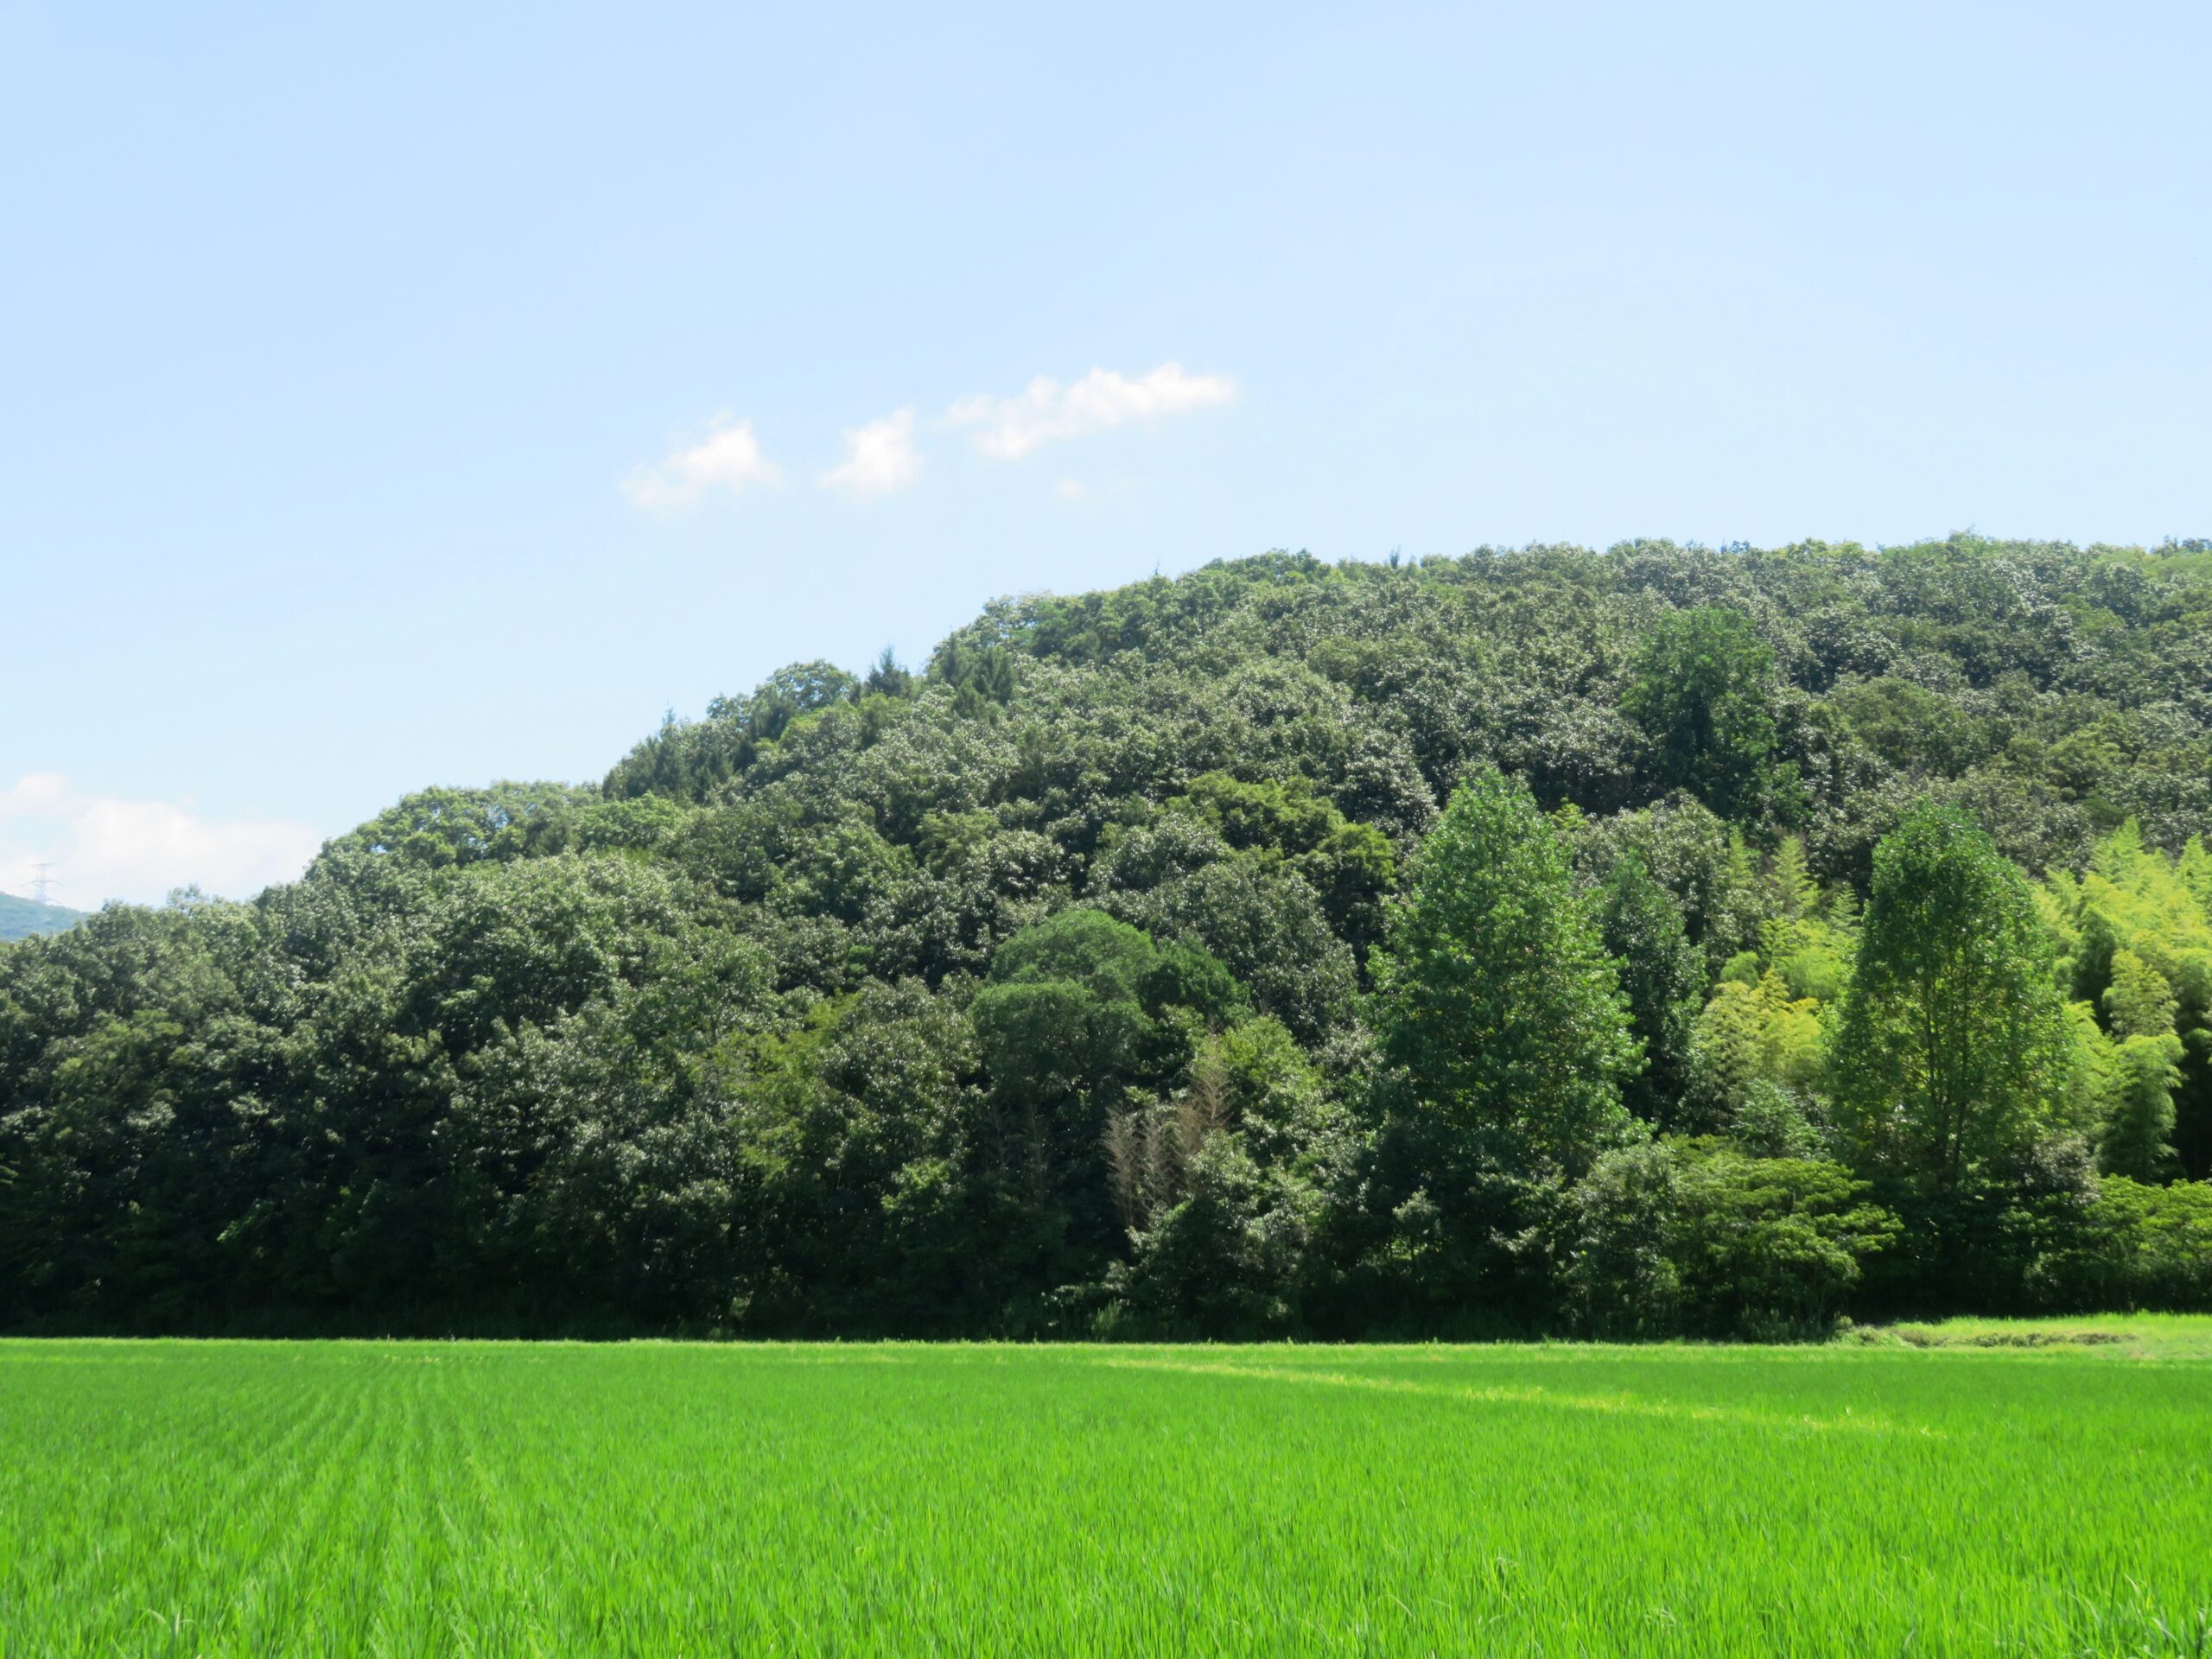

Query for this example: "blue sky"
[4,1,2208,905]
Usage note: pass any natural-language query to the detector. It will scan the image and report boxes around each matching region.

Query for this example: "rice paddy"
[3,1325,2209,1656]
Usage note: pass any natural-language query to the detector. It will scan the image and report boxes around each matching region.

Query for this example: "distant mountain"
[0,892,88,943]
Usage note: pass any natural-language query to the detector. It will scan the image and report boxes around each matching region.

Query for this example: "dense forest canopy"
[5,535,2211,1336]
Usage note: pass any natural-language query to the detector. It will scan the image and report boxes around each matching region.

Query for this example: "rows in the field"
[0,1343,2206,1656]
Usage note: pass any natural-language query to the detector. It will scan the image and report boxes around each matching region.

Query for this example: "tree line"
[3,535,2209,1336]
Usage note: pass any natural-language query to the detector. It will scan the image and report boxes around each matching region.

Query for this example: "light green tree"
[2105,947,2179,1039]
[2102,1033,2184,1182]
[1827,804,2074,1191]
[1371,767,1639,1178]
[2044,822,2211,1177]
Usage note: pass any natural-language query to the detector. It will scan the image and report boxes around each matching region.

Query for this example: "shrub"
[1557,1138,1897,1338]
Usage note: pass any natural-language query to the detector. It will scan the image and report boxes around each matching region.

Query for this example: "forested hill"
[606,536,2212,883]
[5,536,2211,1338]
[0,893,85,944]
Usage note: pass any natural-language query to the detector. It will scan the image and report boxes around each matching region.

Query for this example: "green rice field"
[3,1324,2209,1656]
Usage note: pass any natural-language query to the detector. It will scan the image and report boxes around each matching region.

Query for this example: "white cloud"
[1056,477,1087,501]
[0,773,322,909]
[623,415,780,511]
[947,362,1237,460]
[822,408,921,496]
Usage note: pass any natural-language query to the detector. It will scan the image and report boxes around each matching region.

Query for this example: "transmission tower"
[29,862,59,906]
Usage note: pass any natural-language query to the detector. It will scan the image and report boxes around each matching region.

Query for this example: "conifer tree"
[1599,853,1702,1130]
[1767,834,1819,922]
[1372,767,1638,1178]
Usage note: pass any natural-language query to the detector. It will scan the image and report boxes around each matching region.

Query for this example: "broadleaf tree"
[1827,804,2075,1192]
[1371,766,1640,1179]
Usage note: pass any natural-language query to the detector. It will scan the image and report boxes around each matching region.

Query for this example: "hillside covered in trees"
[4,535,2211,1337]
[0,893,86,944]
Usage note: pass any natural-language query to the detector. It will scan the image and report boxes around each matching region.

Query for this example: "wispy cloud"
[947,362,1236,460]
[623,415,780,511]
[822,408,921,496]
[0,772,322,908]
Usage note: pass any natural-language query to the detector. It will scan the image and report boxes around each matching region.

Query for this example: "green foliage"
[1557,1138,1897,1338]
[1574,793,1772,979]
[976,911,1188,1102]
[2042,1176,2212,1310]
[1621,607,1794,821]
[1828,804,2075,1193]
[321,781,592,870]
[1663,1141,1898,1334]
[965,910,1253,1311]
[1167,771,1396,956]
[1598,854,1701,1129]
[1090,822,1358,1042]
[602,662,861,802]
[1729,1079,1827,1160]
[1824,677,1983,779]
[1679,836,1857,1139]
[2043,820,2212,1177]
[1691,971,1826,1120]
[9,538,2212,1335]
[2101,1034,2184,1183]
[1099,1016,1356,1338]
[2105,948,2179,1039]
[1552,1141,1682,1335]
[1373,767,1638,1179]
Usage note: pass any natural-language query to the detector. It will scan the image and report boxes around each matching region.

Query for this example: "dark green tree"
[863,645,916,700]
[1621,607,1789,820]
[1598,852,1703,1130]
[1559,1138,1894,1338]
[969,909,1245,1307]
